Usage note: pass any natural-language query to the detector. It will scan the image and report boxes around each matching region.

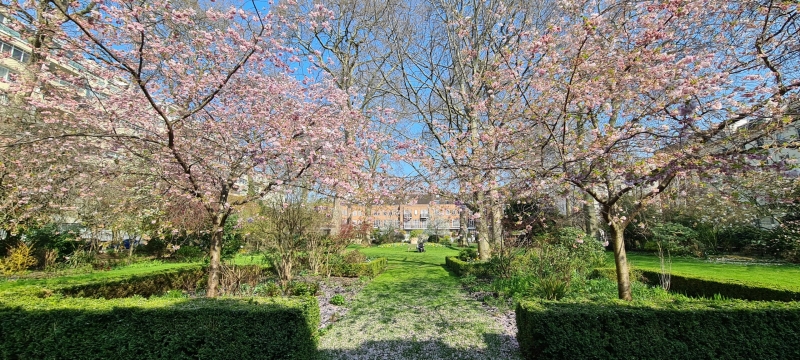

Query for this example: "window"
[0,66,11,82]
[1,40,30,63]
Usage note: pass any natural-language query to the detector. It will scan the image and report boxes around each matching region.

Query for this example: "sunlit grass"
[606,252,800,290]
[319,244,519,359]
[0,261,199,292]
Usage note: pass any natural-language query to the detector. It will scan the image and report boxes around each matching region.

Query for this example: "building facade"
[338,196,475,236]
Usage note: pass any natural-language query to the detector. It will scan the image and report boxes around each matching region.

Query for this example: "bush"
[645,222,703,257]
[59,267,206,299]
[140,239,168,258]
[370,229,396,245]
[173,245,206,262]
[487,248,517,279]
[516,298,800,360]
[253,281,282,297]
[492,274,535,299]
[329,257,388,278]
[766,221,800,262]
[343,250,367,264]
[409,229,424,239]
[457,247,478,262]
[285,280,319,296]
[533,277,568,300]
[0,242,38,275]
[64,249,98,269]
[0,296,320,360]
[718,225,766,253]
[329,294,346,306]
[23,224,81,264]
[445,256,490,277]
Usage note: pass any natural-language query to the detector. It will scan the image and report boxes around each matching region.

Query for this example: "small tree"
[247,194,325,287]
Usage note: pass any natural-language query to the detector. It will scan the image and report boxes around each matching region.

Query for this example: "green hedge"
[444,256,490,277]
[638,270,800,302]
[330,258,387,278]
[59,266,206,299]
[591,267,800,301]
[517,299,800,360]
[0,295,319,359]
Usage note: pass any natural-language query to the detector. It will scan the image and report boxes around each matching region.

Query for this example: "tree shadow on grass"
[319,333,520,360]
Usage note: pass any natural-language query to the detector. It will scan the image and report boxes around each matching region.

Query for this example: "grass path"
[318,245,519,359]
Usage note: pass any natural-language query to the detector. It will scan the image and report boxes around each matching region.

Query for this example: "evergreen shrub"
[516,299,800,360]
[0,295,320,360]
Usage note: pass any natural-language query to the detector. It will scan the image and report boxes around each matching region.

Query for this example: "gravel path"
[318,252,520,359]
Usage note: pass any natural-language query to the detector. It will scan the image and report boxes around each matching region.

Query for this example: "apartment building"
[338,196,475,236]
[0,13,121,100]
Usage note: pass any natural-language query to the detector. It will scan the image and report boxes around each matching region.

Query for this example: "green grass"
[0,261,199,294]
[609,252,800,291]
[319,244,519,359]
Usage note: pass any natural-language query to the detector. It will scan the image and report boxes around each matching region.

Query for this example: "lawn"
[0,261,200,294]
[319,244,519,359]
[612,251,800,291]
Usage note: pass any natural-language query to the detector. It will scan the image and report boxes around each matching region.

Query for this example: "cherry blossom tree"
[512,0,800,300]
[2,0,372,297]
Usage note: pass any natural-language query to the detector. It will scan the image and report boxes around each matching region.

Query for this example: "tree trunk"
[475,192,491,260]
[584,193,599,240]
[279,256,293,288]
[458,206,469,247]
[490,190,503,248]
[609,223,632,301]
[331,196,342,237]
[206,212,229,298]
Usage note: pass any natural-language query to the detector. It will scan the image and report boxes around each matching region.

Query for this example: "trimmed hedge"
[59,266,206,299]
[0,295,320,359]
[330,258,388,278]
[591,267,800,301]
[517,299,800,360]
[444,256,490,277]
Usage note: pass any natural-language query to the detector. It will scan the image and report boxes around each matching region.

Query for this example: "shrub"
[285,280,319,296]
[329,257,388,278]
[23,224,81,264]
[516,299,800,360]
[487,248,517,279]
[718,225,766,253]
[533,277,568,300]
[370,229,396,245]
[457,247,478,262]
[59,266,206,299]
[646,222,703,257]
[492,274,535,299]
[329,294,346,306]
[343,250,367,264]
[766,221,800,262]
[1,242,38,275]
[64,249,98,269]
[252,281,282,297]
[0,296,320,360]
[445,256,490,277]
[140,239,168,258]
[172,245,205,262]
